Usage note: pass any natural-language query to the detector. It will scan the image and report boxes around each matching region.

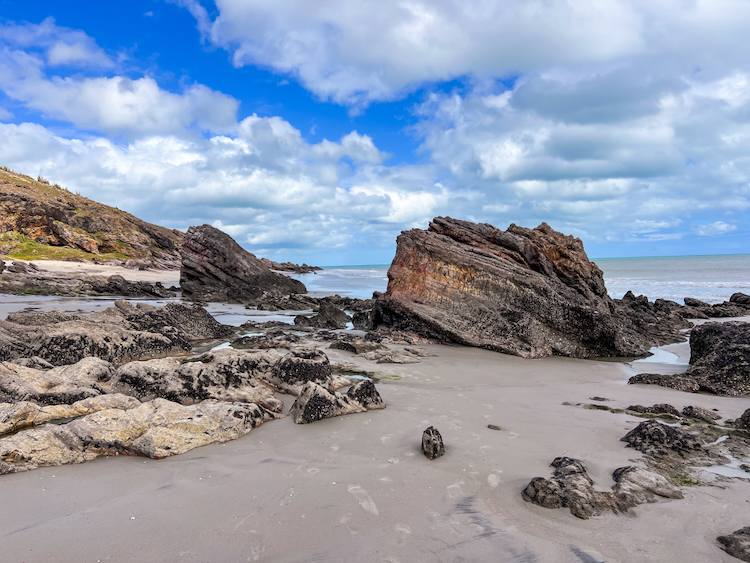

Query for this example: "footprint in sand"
[347,484,379,516]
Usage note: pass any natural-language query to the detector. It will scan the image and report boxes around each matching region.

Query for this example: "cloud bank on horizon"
[0,1,747,264]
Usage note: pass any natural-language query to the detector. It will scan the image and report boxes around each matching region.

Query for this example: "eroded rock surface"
[0,399,269,474]
[290,381,377,424]
[621,420,702,457]
[422,426,445,459]
[374,217,683,359]
[630,321,750,396]
[180,224,306,303]
[294,301,349,329]
[0,301,231,366]
[522,457,682,519]
[718,527,750,562]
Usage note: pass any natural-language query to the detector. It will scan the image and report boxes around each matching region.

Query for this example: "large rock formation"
[180,224,306,303]
[0,301,232,366]
[719,527,750,562]
[522,457,682,519]
[374,217,680,358]
[630,321,750,396]
[0,167,183,268]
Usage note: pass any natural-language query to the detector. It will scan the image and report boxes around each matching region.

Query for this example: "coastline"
[0,339,747,562]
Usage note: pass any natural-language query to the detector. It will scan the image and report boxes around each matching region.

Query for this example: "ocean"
[293,254,750,304]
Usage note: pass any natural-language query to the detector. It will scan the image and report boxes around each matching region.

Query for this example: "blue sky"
[0,1,748,265]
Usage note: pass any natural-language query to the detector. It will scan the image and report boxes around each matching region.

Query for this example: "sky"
[0,1,747,265]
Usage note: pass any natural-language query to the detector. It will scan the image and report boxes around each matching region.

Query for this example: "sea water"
[292,254,750,303]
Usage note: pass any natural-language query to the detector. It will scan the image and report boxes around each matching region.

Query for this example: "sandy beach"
[17,260,181,287]
[1,333,748,562]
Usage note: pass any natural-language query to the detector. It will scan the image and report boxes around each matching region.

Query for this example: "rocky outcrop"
[0,398,270,474]
[259,258,321,274]
[719,528,750,562]
[627,404,681,418]
[294,301,349,329]
[737,409,750,431]
[0,265,176,298]
[681,405,720,423]
[290,381,383,424]
[0,394,140,436]
[374,217,682,359]
[621,420,701,457]
[180,225,306,303]
[522,457,682,519]
[0,301,231,366]
[630,321,750,396]
[682,296,750,318]
[0,167,183,268]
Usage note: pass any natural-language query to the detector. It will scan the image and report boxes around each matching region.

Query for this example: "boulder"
[0,398,269,474]
[290,382,366,424]
[626,404,681,417]
[736,409,750,431]
[0,302,231,367]
[0,394,140,436]
[0,358,114,405]
[294,301,349,329]
[731,293,750,306]
[180,224,306,303]
[621,420,701,457]
[374,217,681,359]
[345,380,385,410]
[522,457,682,520]
[718,527,750,562]
[630,322,750,396]
[421,426,445,459]
[112,349,283,411]
[681,405,720,423]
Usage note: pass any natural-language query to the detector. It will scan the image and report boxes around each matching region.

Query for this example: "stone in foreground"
[290,381,384,424]
[522,457,682,519]
[375,217,682,359]
[421,426,445,459]
[718,527,750,562]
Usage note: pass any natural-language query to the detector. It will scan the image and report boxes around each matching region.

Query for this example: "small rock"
[421,426,445,460]
[487,424,502,431]
[681,405,721,423]
[717,527,750,562]
[627,404,681,417]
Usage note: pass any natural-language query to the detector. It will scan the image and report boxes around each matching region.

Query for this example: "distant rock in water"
[259,258,321,274]
[374,217,682,359]
[630,321,750,396]
[180,224,306,303]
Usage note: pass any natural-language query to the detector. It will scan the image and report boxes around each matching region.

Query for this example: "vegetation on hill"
[0,166,184,268]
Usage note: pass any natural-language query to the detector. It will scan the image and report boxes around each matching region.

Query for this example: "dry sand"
[19,259,181,286]
[0,338,748,562]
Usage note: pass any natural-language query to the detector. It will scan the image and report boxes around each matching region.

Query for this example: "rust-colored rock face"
[376,217,676,359]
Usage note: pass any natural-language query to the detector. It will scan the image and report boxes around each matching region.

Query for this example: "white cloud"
[0,47,239,137]
[0,17,113,68]
[190,0,750,105]
[695,221,737,236]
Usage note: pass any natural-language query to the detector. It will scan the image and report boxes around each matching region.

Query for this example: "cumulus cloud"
[696,221,737,236]
[0,17,113,68]
[188,0,750,105]
[0,120,438,262]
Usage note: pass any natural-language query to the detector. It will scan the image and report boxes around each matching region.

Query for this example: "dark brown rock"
[731,293,750,306]
[294,301,349,329]
[180,224,306,303]
[630,322,750,396]
[627,404,681,417]
[422,426,445,459]
[736,409,750,431]
[346,379,384,409]
[374,217,682,359]
[621,420,701,457]
[681,405,721,423]
[718,527,750,562]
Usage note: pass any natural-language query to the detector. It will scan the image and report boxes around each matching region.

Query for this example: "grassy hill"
[0,166,184,268]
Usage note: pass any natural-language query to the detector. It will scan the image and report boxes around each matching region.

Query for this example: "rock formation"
[374,217,683,359]
[0,264,176,297]
[0,167,183,268]
[294,301,349,329]
[422,426,445,459]
[0,301,231,366]
[180,224,306,303]
[522,457,682,519]
[718,527,750,562]
[290,380,384,424]
[621,420,701,457]
[630,321,750,396]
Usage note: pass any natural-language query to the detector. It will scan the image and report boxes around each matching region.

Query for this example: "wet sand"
[0,340,748,562]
